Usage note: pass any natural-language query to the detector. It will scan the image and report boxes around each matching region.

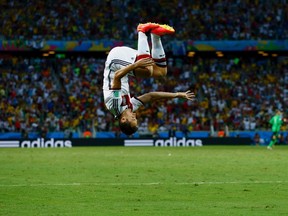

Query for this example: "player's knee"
[146,66,153,77]
[152,67,167,78]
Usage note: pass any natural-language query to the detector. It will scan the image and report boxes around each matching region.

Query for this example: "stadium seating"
[0,1,287,40]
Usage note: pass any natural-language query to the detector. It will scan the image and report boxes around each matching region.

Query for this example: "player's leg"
[134,23,175,78]
[267,132,278,149]
[134,22,159,77]
[150,24,175,78]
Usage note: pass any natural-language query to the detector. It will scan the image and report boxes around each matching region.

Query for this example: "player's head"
[119,109,138,135]
[276,109,282,115]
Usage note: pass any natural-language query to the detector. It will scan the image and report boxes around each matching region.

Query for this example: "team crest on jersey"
[113,90,120,97]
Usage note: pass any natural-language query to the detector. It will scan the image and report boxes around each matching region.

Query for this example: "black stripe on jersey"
[111,97,121,119]
[111,59,131,66]
[108,68,113,89]
[108,61,114,89]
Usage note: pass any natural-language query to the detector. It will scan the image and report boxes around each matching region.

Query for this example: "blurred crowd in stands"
[1,56,287,137]
[0,0,288,41]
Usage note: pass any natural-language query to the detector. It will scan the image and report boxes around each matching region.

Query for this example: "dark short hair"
[119,119,138,136]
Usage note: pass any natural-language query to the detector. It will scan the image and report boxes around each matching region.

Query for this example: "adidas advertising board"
[0,139,72,148]
[124,137,203,147]
[0,137,251,148]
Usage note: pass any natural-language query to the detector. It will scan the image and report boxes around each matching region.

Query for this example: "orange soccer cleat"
[137,22,159,33]
[151,24,175,36]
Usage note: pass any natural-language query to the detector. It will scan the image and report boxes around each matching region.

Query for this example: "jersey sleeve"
[131,97,144,112]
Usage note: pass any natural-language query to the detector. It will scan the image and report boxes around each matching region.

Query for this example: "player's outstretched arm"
[138,90,195,103]
[112,58,155,88]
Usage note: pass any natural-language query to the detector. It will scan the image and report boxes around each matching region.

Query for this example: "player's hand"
[134,57,155,68]
[177,90,195,101]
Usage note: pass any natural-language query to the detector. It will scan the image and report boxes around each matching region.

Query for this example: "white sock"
[151,33,166,67]
[137,32,151,59]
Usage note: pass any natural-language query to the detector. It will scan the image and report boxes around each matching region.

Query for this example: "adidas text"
[154,137,203,147]
[21,138,72,148]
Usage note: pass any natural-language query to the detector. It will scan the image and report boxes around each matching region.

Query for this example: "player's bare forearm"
[138,90,195,103]
[112,58,154,88]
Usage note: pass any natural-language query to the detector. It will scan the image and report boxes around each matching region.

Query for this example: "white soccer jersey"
[103,46,144,118]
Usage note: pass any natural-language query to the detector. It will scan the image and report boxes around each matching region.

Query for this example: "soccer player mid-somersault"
[103,22,195,136]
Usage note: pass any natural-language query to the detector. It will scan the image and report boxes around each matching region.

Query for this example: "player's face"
[126,110,138,127]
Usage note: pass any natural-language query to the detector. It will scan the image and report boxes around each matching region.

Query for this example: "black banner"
[0,137,251,148]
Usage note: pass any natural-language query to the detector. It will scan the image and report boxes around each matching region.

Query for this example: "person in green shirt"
[267,110,286,150]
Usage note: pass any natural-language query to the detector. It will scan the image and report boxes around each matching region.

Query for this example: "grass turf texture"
[0,146,288,216]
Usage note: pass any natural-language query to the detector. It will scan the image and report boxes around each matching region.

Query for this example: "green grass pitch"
[1,146,288,216]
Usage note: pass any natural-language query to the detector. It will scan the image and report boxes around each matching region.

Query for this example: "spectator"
[253,133,261,146]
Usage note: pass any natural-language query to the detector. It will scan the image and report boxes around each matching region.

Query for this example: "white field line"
[0,180,288,187]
